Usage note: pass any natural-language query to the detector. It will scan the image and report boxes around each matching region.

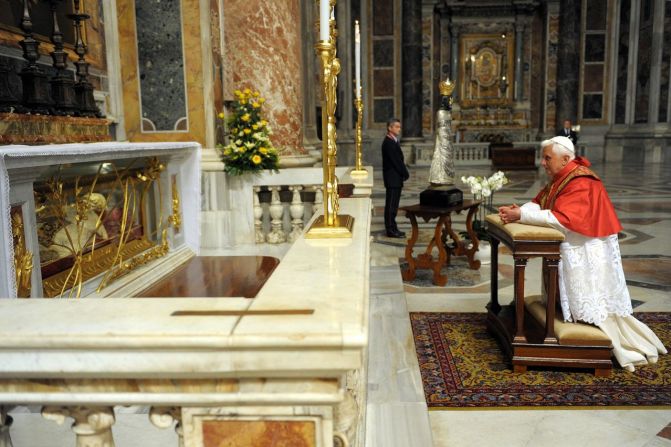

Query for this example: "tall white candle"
[320,0,329,42]
[355,20,361,98]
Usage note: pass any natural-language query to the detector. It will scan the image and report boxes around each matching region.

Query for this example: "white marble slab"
[0,198,372,382]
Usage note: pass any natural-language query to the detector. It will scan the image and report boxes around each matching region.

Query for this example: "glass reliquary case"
[11,155,184,298]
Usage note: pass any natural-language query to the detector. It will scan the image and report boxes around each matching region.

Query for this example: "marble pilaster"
[401,0,423,138]
[647,0,666,123]
[421,4,435,136]
[514,21,524,102]
[222,0,312,165]
[450,25,460,100]
[336,0,354,138]
[544,2,560,132]
[299,0,321,157]
[556,0,581,126]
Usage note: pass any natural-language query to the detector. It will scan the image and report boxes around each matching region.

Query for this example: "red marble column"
[222,0,312,165]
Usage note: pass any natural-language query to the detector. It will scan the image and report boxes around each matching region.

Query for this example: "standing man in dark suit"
[381,118,410,238]
[558,119,578,147]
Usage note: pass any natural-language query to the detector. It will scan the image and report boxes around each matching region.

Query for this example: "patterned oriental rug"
[410,312,671,409]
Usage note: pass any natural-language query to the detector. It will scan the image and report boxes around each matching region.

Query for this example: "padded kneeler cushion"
[485,214,565,242]
[525,295,612,347]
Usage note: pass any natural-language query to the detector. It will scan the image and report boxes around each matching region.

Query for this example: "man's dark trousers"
[385,187,402,234]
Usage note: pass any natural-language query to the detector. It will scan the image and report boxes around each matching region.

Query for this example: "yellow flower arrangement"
[217,88,280,176]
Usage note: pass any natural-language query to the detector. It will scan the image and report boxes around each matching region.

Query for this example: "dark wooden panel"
[491,147,536,170]
[137,256,279,298]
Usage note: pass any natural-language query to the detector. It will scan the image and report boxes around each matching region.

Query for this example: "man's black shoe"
[386,230,406,238]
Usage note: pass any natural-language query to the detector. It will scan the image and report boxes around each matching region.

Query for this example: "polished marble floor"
[369,158,671,447]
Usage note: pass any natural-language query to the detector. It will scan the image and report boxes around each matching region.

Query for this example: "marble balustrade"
[0,196,373,447]
[412,142,491,166]
[201,147,374,248]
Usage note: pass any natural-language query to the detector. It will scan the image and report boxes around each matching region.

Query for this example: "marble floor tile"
[365,403,433,447]
[429,410,671,447]
[366,264,433,445]
[372,159,671,447]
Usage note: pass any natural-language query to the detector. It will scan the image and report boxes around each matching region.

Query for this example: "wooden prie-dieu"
[485,215,613,376]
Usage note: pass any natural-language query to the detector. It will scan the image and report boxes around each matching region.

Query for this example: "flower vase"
[474,240,491,265]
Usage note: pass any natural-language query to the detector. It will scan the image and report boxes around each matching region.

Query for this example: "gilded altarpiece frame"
[459,34,514,108]
[10,205,33,298]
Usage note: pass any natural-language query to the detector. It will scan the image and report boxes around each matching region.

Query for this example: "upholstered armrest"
[525,296,611,346]
[485,214,565,242]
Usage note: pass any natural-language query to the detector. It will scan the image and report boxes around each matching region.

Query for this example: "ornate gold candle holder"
[306,6,354,238]
[350,87,368,177]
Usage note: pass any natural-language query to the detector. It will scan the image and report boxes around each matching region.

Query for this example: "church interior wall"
[0,0,669,158]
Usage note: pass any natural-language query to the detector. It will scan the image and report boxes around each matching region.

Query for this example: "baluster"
[19,0,52,114]
[42,406,116,447]
[48,0,77,115]
[149,407,184,447]
[68,0,99,117]
[267,186,286,244]
[253,186,265,243]
[312,185,323,216]
[0,406,13,447]
[288,185,305,242]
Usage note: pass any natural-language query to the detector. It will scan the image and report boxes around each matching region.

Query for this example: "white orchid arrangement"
[460,171,509,199]
[460,171,509,241]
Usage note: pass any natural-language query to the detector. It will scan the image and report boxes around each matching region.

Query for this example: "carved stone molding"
[42,406,116,447]
[149,406,184,447]
[333,391,358,446]
[0,406,13,447]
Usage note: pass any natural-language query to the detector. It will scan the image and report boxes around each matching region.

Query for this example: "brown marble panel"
[373,40,394,67]
[82,0,107,70]
[202,420,315,447]
[586,0,608,31]
[222,0,305,158]
[583,65,604,92]
[373,0,394,36]
[373,69,394,96]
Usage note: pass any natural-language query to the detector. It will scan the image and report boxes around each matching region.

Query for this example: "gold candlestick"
[306,2,354,238]
[350,87,368,176]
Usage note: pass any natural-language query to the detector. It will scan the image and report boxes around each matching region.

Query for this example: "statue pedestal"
[419,185,463,208]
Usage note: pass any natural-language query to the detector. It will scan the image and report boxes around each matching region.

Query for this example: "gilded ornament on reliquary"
[33,157,170,298]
